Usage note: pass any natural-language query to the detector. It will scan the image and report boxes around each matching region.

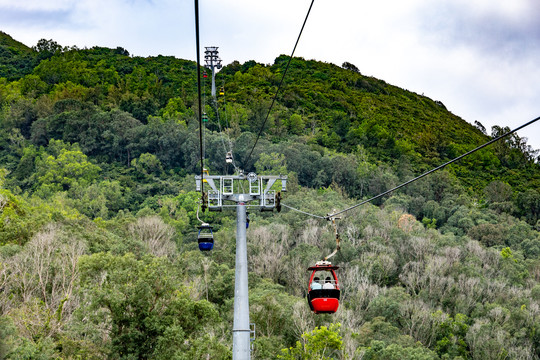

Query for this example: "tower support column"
[233,202,250,360]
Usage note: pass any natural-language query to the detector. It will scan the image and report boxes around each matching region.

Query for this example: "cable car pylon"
[204,46,222,98]
[195,171,287,359]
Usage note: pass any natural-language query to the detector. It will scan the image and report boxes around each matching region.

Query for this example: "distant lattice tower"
[204,46,222,98]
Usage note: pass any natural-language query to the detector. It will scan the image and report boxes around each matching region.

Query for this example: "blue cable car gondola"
[198,223,214,251]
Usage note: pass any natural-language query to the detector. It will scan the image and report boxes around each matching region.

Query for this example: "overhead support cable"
[281,203,327,219]
[194,0,204,196]
[214,99,230,159]
[211,80,240,173]
[327,115,540,219]
[241,0,316,170]
[214,99,240,173]
[283,115,540,220]
[219,82,238,170]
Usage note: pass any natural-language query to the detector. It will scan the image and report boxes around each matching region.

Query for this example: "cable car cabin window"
[310,271,337,290]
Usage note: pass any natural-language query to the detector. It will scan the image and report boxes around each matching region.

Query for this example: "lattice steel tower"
[204,46,222,98]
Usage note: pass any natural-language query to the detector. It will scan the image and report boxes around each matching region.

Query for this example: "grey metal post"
[195,173,286,359]
[211,65,216,98]
[233,201,250,360]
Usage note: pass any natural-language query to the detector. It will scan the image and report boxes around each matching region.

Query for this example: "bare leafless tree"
[291,300,315,338]
[400,299,440,347]
[345,223,362,247]
[341,264,386,311]
[129,216,176,258]
[399,261,425,296]
[443,246,462,265]
[202,257,211,302]
[298,218,323,247]
[455,275,483,314]
[337,308,363,359]
[286,252,310,297]
[248,223,290,282]
[0,193,7,211]
[2,224,87,339]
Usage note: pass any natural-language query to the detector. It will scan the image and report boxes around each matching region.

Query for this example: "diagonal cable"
[281,204,327,219]
[281,116,540,220]
[241,0,315,170]
[327,115,540,219]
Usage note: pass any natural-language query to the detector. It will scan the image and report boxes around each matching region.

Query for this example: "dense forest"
[1,30,540,359]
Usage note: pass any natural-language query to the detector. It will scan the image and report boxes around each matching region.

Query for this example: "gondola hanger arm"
[324,211,341,261]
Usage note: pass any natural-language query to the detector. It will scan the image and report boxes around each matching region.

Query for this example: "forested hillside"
[1,33,540,359]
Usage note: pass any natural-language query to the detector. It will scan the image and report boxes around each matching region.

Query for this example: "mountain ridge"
[0,31,33,52]
[1,32,540,359]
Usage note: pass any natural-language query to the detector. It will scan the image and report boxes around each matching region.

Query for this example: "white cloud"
[0,0,72,10]
[2,0,539,150]
[450,0,534,21]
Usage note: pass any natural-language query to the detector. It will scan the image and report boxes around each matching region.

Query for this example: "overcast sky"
[1,0,539,151]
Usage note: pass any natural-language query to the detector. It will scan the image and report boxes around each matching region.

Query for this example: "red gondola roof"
[308,264,339,271]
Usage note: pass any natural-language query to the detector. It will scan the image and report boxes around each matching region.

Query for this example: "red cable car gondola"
[203,71,208,78]
[307,261,340,314]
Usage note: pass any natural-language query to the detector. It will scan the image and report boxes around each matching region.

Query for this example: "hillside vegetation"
[1,34,540,359]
